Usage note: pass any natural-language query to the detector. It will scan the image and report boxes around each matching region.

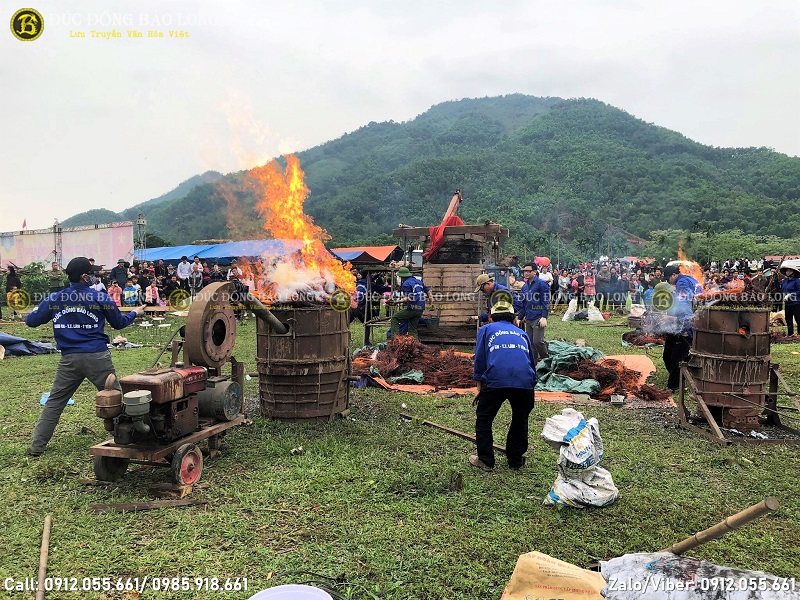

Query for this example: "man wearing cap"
[388,267,430,340]
[25,257,141,456]
[471,274,517,324]
[517,263,550,360]
[470,299,537,471]
[780,263,800,336]
[109,259,128,288]
[661,264,701,391]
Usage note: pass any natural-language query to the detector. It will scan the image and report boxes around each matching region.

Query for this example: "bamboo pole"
[36,515,52,600]
[660,497,779,555]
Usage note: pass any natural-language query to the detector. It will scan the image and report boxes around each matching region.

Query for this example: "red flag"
[22,219,27,229]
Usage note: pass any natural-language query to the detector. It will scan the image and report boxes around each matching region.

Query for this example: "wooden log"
[89,499,207,514]
[660,497,780,555]
[35,515,52,600]
[400,412,506,453]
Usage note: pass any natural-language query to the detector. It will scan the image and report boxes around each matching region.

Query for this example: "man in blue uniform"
[780,263,800,336]
[471,300,536,471]
[350,270,390,324]
[25,257,141,456]
[389,267,430,340]
[517,263,550,360]
[662,264,701,391]
[471,273,517,324]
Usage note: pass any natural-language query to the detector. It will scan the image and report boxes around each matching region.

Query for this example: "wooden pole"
[36,515,52,600]
[400,412,506,453]
[660,497,779,555]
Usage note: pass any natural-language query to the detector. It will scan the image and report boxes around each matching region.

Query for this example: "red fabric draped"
[423,215,464,261]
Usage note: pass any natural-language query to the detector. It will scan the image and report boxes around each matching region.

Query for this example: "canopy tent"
[135,240,305,265]
[330,245,402,264]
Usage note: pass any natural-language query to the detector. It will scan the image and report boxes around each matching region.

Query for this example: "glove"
[538,317,547,328]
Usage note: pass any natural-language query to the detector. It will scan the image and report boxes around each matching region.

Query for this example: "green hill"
[62,95,800,260]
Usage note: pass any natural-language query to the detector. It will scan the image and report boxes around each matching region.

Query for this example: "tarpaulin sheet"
[535,340,604,393]
[0,332,55,356]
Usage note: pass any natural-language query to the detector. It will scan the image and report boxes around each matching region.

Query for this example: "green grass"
[1,314,799,599]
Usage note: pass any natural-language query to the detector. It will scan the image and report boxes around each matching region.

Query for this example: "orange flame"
[239,154,354,303]
[676,241,705,283]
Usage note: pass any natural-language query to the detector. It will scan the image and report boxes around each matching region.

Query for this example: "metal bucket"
[257,304,350,422]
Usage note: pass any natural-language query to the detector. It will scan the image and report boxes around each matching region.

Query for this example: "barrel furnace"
[257,304,350,422]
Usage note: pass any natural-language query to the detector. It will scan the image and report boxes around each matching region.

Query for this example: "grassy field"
[1,312,799,599]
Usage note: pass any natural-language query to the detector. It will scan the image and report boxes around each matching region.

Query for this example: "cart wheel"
[93,456,129,482]
[171,443,203,486]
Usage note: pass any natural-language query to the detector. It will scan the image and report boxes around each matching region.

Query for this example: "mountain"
[62,95,800,261]
[60,171,223,229]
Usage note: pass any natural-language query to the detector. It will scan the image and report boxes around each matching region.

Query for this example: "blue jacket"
[473,321,537,389]
[26,282,137,354]
[478,283,521,323]
[355,277,390,310]
[669,274,701,336]
[518,277,551,322]
[400,276,429,311]
[782,276,800,306]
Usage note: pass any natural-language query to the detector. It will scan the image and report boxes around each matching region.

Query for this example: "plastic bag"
[501,551,605,600]
[629,304,646,317]
[542,408,618,508]
[562,298,578,321]
[587,300,605,321]
[601,552,799,599]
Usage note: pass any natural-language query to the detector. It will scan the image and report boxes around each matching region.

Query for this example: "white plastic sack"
[629,303,646,317]
[587,300,605,321]
[542,408,618,508]
[601,552,800,600]
[542,408,604,471]
[562,298,578,321]
[543,467,618,508]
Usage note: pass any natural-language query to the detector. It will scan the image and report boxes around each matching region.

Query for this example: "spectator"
[110,259,128,288]
[5,266,23,319]
[209,264,226,283]
[130,276,142,305]
[145,280,160,307]
[154,259,168,279]
[583,269,596,307]
[176,256,192,290]
[122,279,138,307]
[201,261,211,287]
[108,281,122,306]
[48,262,67,294]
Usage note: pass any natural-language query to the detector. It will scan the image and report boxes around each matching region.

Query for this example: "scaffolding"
[134,213,147,262]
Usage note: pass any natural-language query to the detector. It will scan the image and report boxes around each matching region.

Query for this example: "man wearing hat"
[517,262,550,360]
[780,262,800,336]
[388,267,430,340]
[661,264,701,391]
[25,257,141,456]
[471,274,517,324]
[470,299,537,471]
[109,258,129,288]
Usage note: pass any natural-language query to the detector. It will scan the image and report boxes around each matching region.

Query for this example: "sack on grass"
[562,298,578,321]
[500,551,605,600]
[543,466,619,508]
[587,300,605,321]
[601,552,798,600]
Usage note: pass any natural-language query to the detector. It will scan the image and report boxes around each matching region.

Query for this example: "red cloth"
[423,215,463,261]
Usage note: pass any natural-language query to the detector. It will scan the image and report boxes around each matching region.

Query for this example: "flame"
[676,241,704,283]
[238,154,355,303]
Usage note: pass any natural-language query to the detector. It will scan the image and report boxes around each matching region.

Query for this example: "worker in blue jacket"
[471,273,520,324]
[470,300,536,471]
[388,267,431,340]
[781,263,800,336]
[661,264,701,391]
[350,271,390,324]
[25,257,140,456]
[517,263,551,360]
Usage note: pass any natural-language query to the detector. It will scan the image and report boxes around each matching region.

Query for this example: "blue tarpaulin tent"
[135,240,304,265]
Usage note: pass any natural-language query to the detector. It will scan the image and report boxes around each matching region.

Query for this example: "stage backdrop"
[0,222,134,269]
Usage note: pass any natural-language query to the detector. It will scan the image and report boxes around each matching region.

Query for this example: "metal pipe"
[660,497,779,555]
[243,292,289,334]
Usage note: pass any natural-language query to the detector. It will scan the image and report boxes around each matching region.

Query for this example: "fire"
[238,154,355,303]
[676,242,705,283]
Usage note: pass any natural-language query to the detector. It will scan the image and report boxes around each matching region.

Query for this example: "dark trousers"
[31,351,120,453]
[786,304,800,336]
[475,387,535,468]
[663,334,691,390]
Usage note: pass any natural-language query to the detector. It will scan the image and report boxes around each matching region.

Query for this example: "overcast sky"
[1,0,798,232]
